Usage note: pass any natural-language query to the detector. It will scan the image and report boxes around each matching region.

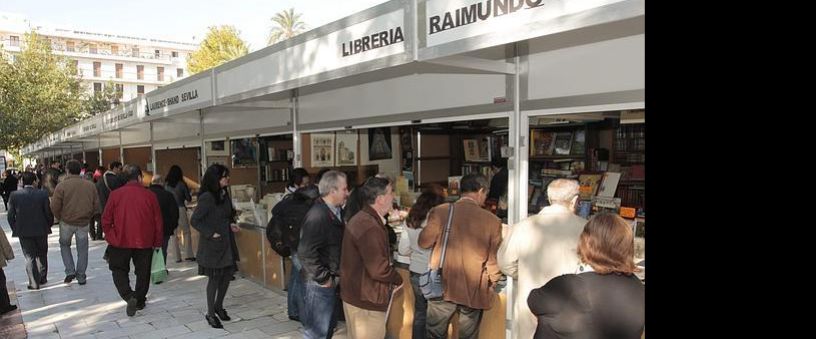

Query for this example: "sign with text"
[78,116,102,139]
[425,0,625,47]
[144,75,212,118]
[217,9,406,99]
[102,101,139,132]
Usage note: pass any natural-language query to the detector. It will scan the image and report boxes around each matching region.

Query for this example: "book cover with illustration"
[578,174,604,200]
[530,130,555,156]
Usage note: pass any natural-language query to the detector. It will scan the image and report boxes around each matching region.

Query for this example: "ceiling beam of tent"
[420,55,516,75]
[219,100,291,110]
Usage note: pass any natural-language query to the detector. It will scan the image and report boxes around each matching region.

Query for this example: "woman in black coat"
[527,213,645,339]
[190,164,240,329]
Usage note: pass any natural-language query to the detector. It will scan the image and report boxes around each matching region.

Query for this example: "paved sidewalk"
[0,209,349,339]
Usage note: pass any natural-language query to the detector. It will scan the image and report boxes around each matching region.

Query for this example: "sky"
[0,0,389,51]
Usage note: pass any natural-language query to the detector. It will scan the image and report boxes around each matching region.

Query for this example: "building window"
[115,63,123,78]
[93,62,101,77]
[157,67,164,81]
[93,82,102,94]
[89,43,97,54]
[115,84,124,99]
[111,45,118,55]
[137,85,144,95]
[9,36,19,47]
[172,51,178,58]
[132,47,139,57]
[154,49,160,58]
[177,68,183,77]
[137,65,144,80]
[66,41,75,52]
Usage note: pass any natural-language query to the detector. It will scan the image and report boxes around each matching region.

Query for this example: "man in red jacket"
[102,164,163,317]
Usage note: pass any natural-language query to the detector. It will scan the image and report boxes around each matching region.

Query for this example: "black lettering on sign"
[428,0,546,35]
[341,26,404,57]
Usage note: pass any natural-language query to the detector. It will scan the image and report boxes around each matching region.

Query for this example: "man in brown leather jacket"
[339,177,403,338]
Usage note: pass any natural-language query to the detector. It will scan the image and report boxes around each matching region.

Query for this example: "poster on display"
[207,140,229,156]
[231,138,257,168]
[368,128,392,160]
[311,133,335,167]
[335,131,358,166]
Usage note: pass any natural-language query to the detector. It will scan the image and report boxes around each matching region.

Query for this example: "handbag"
[150,249,167,284]
[418,204,455,300]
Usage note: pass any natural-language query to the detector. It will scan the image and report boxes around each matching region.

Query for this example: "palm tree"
[267,8,307,45]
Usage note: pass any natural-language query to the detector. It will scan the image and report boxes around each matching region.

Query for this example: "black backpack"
[266,185,319,257]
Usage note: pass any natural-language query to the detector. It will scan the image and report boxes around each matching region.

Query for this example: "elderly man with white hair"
[497,178,587,339]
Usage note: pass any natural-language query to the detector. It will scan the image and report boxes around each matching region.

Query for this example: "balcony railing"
[1,39,183,62]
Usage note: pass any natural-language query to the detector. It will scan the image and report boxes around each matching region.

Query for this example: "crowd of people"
[0,160,645,338]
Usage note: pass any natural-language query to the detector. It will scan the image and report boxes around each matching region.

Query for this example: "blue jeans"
[302,278,338,339]
[59,222,89,282]
[410,272,428,339]
[287,254,304,319]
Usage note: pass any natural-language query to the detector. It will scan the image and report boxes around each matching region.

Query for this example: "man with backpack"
[267,183,319,322]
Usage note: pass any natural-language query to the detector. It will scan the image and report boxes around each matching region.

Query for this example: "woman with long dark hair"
[165,165,195,262]
[190,164,240,328]
[397,186,446,339]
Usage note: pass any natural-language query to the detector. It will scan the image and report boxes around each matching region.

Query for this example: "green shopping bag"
[151,249,167,284]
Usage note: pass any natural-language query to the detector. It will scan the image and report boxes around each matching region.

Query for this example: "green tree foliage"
[0,32,86,152]
[267,8,307,45]
[187,25,249,74]
[84,80,121,115]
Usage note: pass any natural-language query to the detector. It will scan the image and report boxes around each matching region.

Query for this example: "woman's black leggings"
[206,273,232,316]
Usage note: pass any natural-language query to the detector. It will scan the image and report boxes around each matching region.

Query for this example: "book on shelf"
[571,130,586,156]
[541,168,575,177]
[448,176,462,196]
[530,130,555,156]
[578,174,603,200]
[596,172,622,198]
[577,200,592,219]
[592,196,621,214]
[553,132,573,155]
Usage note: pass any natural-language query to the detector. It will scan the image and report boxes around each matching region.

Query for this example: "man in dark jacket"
[297,171,349,339]
[148,175,179,269]
[1,170,18,210]
[102,165,163,316]
[44,161,63,197]
[7,172,53,289]
[93,161,124,240]
[339,177,403,338]
[268,184,319,322]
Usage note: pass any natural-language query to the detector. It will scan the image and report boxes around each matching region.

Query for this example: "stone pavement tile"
[222,328,273,339]
[234,306,279,320]
[26,324,58,336]
[26,334,62,339]
[56,320,120,336]
[167,327,229,339]
[116,311,171,327]
[93,323,155,339]
[257,321,302,336]
[147,317,182,330]
[184,319,210,332]
[62,335,98,339]
[132,324,191,339]
[269,330,304,339]
[222,315,279,333]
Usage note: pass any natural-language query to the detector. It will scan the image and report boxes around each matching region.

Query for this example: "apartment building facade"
[0,12,197,103]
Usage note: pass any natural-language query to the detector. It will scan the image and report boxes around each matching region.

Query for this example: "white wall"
[527,34,644,100]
